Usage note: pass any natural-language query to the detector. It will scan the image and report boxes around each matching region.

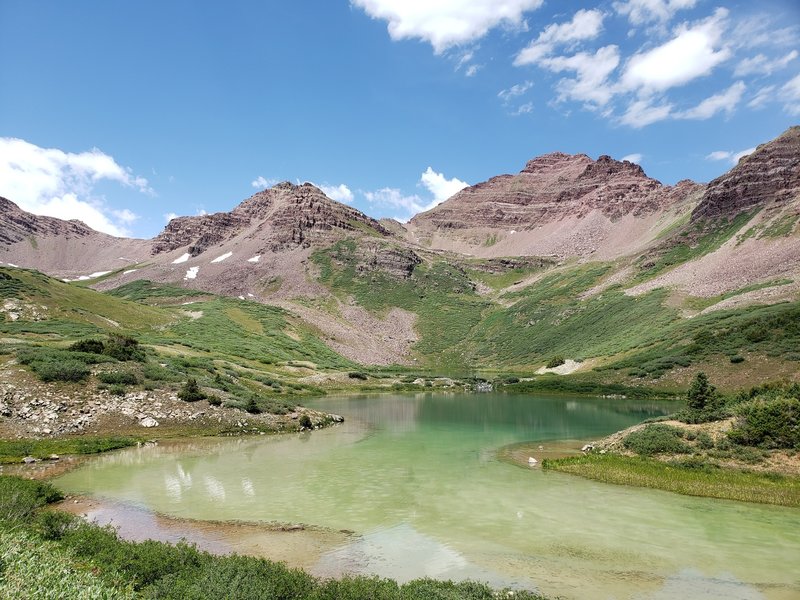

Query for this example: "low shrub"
[207,394,222,406]
[35,360,91,382]
[108,384,127,396]
[728,396,800,449]
[98,371,139,385]
[546,355,565,369]
[623,424,690,456]
[178,378,206,402]
[730,355,745,364]
[299,414,313,429]
[103,335,145,362]
[68,339,105,354]
[348,371,368,380]
[0,476,63,523]
[244,397,262,414]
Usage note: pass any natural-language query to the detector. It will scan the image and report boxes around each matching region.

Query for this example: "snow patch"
[172,253,191,264]
[211,252,233,264]
[247,255,260,263]
[123,269,138,275]
[6,263,19,268]
[238,295,245,300]
[184,266,199,280]
[247,293,254,297]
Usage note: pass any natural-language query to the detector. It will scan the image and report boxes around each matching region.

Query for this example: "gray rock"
[22,456,38,464]
[139,416,159,428]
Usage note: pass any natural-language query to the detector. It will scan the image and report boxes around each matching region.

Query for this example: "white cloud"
[748,85,776,109]
[613,0,697,26]
[352,0,543,54]
[320,183,354,203]
[0,137,149,237]
[734,50,798,77]
[621,153,643,164]
[419,167,469,203]
[675,81,745,120]
[251,176,278,189]
[543,45,621,106]
[364,187,427,215]
[779,73,800,115]
[365,167,469,219]
[732,147,756,163]
[705,150,732,161]
[498,81,533,104]
[514,9,605,66]
[164,212,179,223]
[512,102,534,115]
[705,147,756,165]
[621,8,730,93]
[619,98,673,127]
[465,64,481,77]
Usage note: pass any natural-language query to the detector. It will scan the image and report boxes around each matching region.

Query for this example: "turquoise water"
[55,393,800,599]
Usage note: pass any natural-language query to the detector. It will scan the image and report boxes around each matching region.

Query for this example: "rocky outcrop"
[151,183,390,256]
[0,197,96,245]
[410,152,674,232]
[693,126,800,221]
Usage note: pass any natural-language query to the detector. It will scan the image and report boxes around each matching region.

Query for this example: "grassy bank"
[0,475,550,599]
[0,436,137,464]
[543,453,800,507]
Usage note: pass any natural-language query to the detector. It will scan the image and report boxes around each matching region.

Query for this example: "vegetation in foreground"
[0,476,549,600]
[543,376,800,506]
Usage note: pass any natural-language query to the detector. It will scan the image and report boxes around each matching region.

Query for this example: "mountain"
[1,128,798,385]
[405,152,702,260]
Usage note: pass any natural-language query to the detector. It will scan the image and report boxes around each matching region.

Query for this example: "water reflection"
[54,393,800,599]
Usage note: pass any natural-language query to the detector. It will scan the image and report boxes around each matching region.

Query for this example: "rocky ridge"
[693,126,800,221]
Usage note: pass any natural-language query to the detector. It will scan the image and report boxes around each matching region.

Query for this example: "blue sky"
[1,0,798,237]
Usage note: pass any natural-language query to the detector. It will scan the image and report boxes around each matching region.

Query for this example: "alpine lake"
[54,392,800,600]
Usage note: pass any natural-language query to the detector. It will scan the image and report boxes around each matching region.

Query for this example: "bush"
[546,355,566,369]
[696,431,714,449]
[623,424,690,456]
[730,355,745,364]
[34,509,77,541]
[245,397,262,414]
[35,359,90,382]
[299,414,313,429]
[207,394,222,406]
[108,384,127,396]
[178,378,206,402]
[103,335,145,362]
[0,476,63,523]
[348,371,368,380]
[98,371,139,385]
[728,396,800,449]
[68,339,105,354]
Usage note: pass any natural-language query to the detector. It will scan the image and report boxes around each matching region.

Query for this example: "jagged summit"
[152,182,388,257]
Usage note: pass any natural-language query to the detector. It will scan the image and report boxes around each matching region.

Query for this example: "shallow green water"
[55,393,800,599]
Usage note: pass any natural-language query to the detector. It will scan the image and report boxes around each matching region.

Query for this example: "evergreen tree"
[687,372,715,411]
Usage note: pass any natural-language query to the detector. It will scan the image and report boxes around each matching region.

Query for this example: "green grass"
[0,437,137,463]
[544,454,800,507]
[0,267,170,335]
[150,297,353,369]
[0,528,135,599]
[466,266,680,367]
[107,279,210,302]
